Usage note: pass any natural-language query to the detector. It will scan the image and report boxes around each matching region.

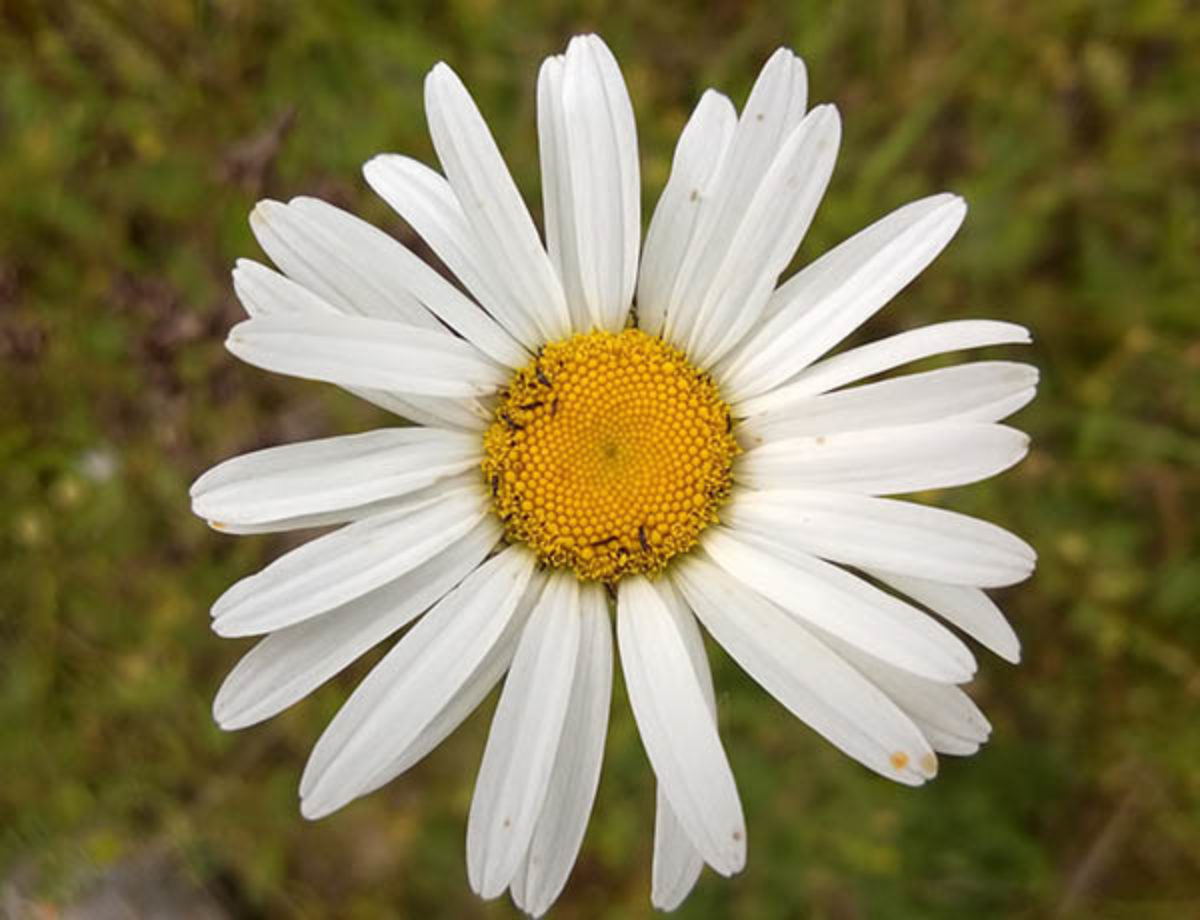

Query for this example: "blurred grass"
[2,0,1199,917]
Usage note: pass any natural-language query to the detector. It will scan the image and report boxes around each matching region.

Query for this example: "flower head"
[194,34,1035,916]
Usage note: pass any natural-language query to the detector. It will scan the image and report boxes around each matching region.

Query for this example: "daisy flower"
[193,35,1036,916]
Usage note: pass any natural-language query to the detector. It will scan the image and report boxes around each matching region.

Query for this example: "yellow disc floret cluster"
[482,329,739,582]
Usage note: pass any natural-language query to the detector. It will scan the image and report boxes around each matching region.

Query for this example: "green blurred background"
[2,1,1198,917]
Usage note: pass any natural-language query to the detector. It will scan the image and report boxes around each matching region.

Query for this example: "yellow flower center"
[482,329,739,582]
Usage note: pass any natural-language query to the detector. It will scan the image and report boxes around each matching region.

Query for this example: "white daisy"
[193,35,1036,916]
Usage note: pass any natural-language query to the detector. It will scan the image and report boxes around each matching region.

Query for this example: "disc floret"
[482,329,739,581]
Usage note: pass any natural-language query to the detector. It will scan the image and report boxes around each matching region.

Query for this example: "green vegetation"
[2,1,1198,917]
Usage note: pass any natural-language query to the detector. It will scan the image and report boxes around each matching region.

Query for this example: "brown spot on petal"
[890,751,910,770]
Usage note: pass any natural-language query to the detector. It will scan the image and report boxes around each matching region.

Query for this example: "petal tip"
[250,198,284,226]
[211,694,247,732]
[298,795,327,822]
[919,752,940,778]
[210,616,239,638]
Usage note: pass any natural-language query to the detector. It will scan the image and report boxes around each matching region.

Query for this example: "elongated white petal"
[300,546,537,818]
[207,473,476,562]
[591,34,641,329]
[650,579,715,910]
[282,198,529,369]
[617,577,745,875]
[673,556,937,784]
[363,154,541,348]
[226,313,507,399]
[511,584,612,917]
[869,570,1022,663]
[719,194,967,401]
[685,105,843,367]
[468,575,582,898]
[232,258,490,430]
[652,792,706,911]
[207,472,475,552]
[424,63,570,343]
[704,527,975,682]
[702,48,809,232]
[762,319,1032,404]
[212,517,501,729]
[663,48,808,350]
[207,472,479,586]
[637,90,737,338]
[542,35,639,332]
[205,495,408,535]
[232,256,338,320]
[211,480,486,637]
[250,198,436,326]
[922,729,981,756]
[724,489,1036,588]
[541,38,641,333]
[358,572,548,799]
[740,362,1038,438]
[737,422,1030,494]
[191,427,481,527]
[537,54,588,332]
[347,386,489,431]
[818,633,991,752]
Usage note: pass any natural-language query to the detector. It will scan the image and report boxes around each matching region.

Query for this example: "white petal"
[739,362,1038,437]
[424,63,570,342]
[191,427,481,527]
[719,194,967,402]
[363,154,542,348]
[359,572,549,799]
[762,319,1032,403]
[869,570,1022,664]
[204,495,407,535]
[736,422,1030,494]
[663,48,809,351]
[673,556,937,785]
[467,574,583,898]
[212,516,501,729]
[542,35,639,332]
[651,791,706,911]
[703,527,975,682]
[345,386,488,432]
[684,105,843,368]
[249,198,436,326]
[211,479,486,637]
[704,48,809,227]
[232,256,338,319]
[724,489,1036,588]
[819,634,991,750]
[512,584,612,917]
[920,728,981,757]
[617,576,745,875]
[225,313,507,399]
[650,579,715,910]
[637,90,737,338]
[207,471,475,549]
[299,545,537,818]
[537,54,589,333]
[283,198,529,369]
[232,258,488,430]
[207,477,470,557]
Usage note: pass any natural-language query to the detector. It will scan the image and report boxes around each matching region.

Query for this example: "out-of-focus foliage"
[1,1,1198,917]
